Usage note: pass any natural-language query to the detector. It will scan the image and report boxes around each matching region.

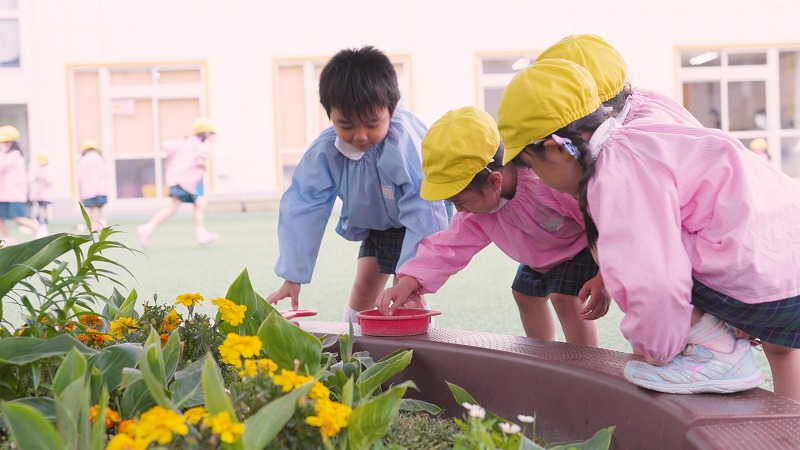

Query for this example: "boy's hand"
[267,281,301,310]
[578,273,611,320]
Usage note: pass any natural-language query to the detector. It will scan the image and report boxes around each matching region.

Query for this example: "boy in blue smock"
[267,46,449,322]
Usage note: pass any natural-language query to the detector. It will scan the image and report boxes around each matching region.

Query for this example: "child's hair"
[463,144,505,194]
[319,46,400,121]
[516,107,610,247]
[604,82,633,117]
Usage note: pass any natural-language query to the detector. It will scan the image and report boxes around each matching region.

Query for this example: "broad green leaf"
[258,311,321,374]
[340,322,354,362]
[446,381,509,424]
[519,436,547,450]
[0,397,56,427]
[347,384,408,449]
[400,398,442,415]
[357,350,412,400]
[162,328,181,380]
[242,381,313,450]
[88,343,142,392]
[55,376,86,449]
[138,343,172,409]
[200,354,235,417]
[142,328,166,383]
[91,385,109,450]
[53,348,87,396]
[120,367,144,389]
[2,403,64,450]
[217,268,276,336]
[0,333,97,365]
[120,380,155,419]
[115,289,139,319]
[545,426,615,450]
[170,358,205,409]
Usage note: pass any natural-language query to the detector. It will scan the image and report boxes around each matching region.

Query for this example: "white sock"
[688,313,740,363]
[342,305,360,324]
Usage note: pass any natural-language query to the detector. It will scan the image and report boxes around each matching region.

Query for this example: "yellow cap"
[536,34,626,103]
[37,153,49,165]
[420,107,501,201]
[81,139,100,151]
[0,125,20,143]
[749,138,768,151]
[498,59,600,165]
[193,117,216,134]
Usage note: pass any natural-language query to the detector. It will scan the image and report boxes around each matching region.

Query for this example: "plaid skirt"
[692,280,800,348]
[512,248,599,297]
[358,227,406,275]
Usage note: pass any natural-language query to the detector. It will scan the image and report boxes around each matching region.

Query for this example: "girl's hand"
[267,280,301,310]
[376,276,422,316]
[578,273,611,320]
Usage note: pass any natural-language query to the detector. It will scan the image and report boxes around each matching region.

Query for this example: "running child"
[376,107,609,345]
[0,126,46,246]
[76,139,110,231]
[29,152,54,233]
[266,46,449,322]
[497,59,800,400]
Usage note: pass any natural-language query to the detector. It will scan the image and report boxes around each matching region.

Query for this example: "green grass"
[1,209,773,391]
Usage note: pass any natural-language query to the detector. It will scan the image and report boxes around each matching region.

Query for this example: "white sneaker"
[137,225,154,249]
[196,230,219,245]
[18,225,33,235]
[623,338,764,394]
[35,225,49,238]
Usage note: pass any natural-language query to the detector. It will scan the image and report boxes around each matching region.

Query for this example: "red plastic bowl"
[356,308,441,336]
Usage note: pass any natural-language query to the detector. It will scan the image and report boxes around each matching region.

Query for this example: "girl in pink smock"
[77,139,110,231]
[498,59,800,401]
[29,153,55,232]
[0,126,45,246]
[377,107,610,346]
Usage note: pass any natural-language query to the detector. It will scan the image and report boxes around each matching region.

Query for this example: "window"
[477,53,538,121]
[679,47,800,178]
[273,55,411,189]
[69,64,209,201]
[0,0,20,68]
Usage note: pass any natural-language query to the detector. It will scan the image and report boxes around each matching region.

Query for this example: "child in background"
[0,125,46,246]
[376,107,609,345]
[498,59,800,400]
[77,139,109,231]
[29,153,54,233]
[267,46,449,322]
[137,118,218,249]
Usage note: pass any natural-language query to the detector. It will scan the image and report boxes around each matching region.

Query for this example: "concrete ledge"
[300,321,800,450]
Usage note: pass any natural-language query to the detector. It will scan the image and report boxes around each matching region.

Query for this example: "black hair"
[603,82,632,117]
[319,46,400,121]
[463,143,505,194]
[513,107,610,248]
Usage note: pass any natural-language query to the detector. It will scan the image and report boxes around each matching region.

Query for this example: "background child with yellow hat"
[0,125,48,246]
[76,138,110,232]
[497,58,800,400]
[376,106,610,346]
[28,152,54,232]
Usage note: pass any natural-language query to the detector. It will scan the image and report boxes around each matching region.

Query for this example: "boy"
[267,46,448,322]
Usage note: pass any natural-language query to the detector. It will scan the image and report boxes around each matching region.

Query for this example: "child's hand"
[267,280,301,310]
[376,276,422,316]
[578,273,611,320]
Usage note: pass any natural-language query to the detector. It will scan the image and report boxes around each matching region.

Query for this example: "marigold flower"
[105,433,148,450]
[175,292,204,308]
[309,382,330,401]
[63,322,75,331]
[238,358,278,379]
[212,297,247,326]
[136,405,189,445]
[218,333,262,366]
[79,314,102,327]
[206,411,245,444]
[272,369,314,393]
[78,328,112,346]
[160,309,181,333]
[118,419,138,437]
[183,406,207,426]
[159,333,170,347]
[306,398,351,439]
[89,405,121,428]
[109,317,139,339]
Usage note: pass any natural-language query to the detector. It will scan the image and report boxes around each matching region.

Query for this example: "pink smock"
[163,135,210,194]
[0,149,28,202]
[77,151,109,200]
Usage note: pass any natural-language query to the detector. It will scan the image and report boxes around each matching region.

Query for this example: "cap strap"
[587,117,619,160]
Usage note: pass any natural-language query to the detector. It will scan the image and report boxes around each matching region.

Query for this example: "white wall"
[6,0,800,207]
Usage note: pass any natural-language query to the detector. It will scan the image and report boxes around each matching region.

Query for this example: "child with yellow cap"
[497,58,800,400]
[0,125,47,246]
[76,139,110,231]
[376,107,610,345]
[29,152,54,232]
[267,46,449,322]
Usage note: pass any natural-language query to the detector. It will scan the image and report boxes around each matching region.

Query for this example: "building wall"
[3,0,800,211]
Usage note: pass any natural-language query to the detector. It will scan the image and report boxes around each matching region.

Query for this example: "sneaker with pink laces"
[623,338,764,394]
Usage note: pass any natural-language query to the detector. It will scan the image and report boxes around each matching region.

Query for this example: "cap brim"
[501,142,527,165]
[420,177,473,202]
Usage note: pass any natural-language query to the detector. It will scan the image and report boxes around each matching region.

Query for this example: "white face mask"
[487,194,509,214]
[334,136,367,161]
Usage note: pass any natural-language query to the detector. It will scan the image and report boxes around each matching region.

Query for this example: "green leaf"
[90,385,109,450]
[88,343,142,392]
[113,289,139,320]
[138,343,172,409]
[346,384,408,449]
[142,328,166,383]
[218,268,276,336]
[258,311,322,374]
[120,380,155,419]
[120,367,143,389]
[54,375,86,449]
[2,403,64,450]
[545,426,615,450]
[446,381,509,425]
[170,358,205,409]
[519,436,548,449]
[162,328,182,380]
[0,333,97,365]
[242,381,313,450]
[53,347,88,396]
[0,397,56,427]
[357,350,412,400]
[400,398,442,415]
[200,354,235,417]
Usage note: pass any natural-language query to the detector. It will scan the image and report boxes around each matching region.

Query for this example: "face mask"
[487,193,509,214]
[335,136,367,161]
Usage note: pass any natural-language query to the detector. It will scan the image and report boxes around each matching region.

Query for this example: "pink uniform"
[29,164,55,202]
[589,119,800,363]
[0,149,28,202]
[163,136,210,194]
[398,168,587,294]
[77,151,109,200]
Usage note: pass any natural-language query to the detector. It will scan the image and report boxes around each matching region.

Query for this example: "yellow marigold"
[183,406,207,426]
[136,405,189,446]
[79,314,102,327]
[238,358,278,379]
[105,433,148,450]
[109,317,139,339]
[159,333,170,347]
[176,292,204,308]
[218,333,262,366]
[212,297,247,326]
[89,405,121,428]
[160,309,181,333]
[206,411,245,444]
[306,399,351,440]
[309,382,331,401]
[117,419,138,437]
[272,369,314,393]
